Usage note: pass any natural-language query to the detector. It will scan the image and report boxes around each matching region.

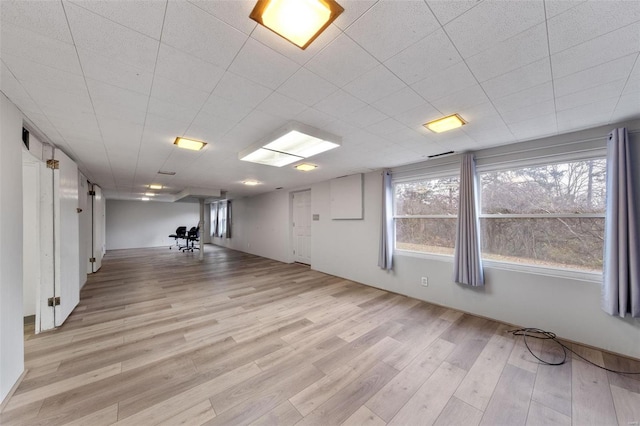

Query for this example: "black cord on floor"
[508,328,640,375]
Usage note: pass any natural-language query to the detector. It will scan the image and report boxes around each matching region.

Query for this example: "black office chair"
[182,226,200,252]
[169,226,187,250]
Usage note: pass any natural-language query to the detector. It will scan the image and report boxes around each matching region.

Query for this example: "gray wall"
[222,124,640,359]
[0,93,24,402]
[105,199,200,250]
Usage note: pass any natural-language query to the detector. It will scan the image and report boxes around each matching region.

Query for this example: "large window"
[394,176,459,255]
[479,158,606,272]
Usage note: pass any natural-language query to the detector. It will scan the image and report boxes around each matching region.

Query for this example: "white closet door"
[54,150,79,326]
[293,190,312,264]
[92,185,105,272]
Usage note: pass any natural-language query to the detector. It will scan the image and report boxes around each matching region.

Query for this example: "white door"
[22,152,41,320]
[78,172,90,286]
[92,184,105,272]
[53,150,80,326]
[292,190,311,264]
[39,160,55,332]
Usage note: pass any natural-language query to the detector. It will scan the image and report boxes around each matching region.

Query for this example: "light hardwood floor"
[2,245,639,425]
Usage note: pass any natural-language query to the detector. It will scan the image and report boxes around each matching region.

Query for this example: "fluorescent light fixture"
[144,192,155,196]
[239,121,341,167]
[294,163,317,171]
[149,184,163,190]
[141,197,150,201]
[174,137,207,151]
[424,114,466,133]
[250,0,344,50]
[243,180,260,186]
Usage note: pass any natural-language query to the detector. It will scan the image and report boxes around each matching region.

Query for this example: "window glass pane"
[395,177,459,215]
[481,159,606,214]
[395,218,457,255]
[480,217,604,272]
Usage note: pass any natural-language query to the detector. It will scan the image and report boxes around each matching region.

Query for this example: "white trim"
[482,259,602,283]
[395,214,457,219]
[395,249,454,262]
[480,213,605,219]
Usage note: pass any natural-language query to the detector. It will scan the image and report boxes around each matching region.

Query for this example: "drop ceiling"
[1,0,638,200]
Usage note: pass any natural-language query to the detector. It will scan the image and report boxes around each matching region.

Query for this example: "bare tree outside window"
[480,159,606,271]
[394,176,459,255]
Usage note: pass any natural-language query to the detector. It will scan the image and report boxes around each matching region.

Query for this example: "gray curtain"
[226,200,232,239]
[453,153,484,286]
[378,170,393,270]
[602,128,639,317]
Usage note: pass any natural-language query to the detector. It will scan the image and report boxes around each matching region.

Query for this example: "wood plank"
[610,384,640,426]
[62,404,119,426]
[248,401,302,426]
[530,338,572,416]
[433,397,483,426]
[453,333,515,411]
[366,338,456,422]
[571,346,618,425]
[526,400,571,426]
[156,400,216,426]
[388,361,466,426]
[341,406,386,426]
[479,364,536,426]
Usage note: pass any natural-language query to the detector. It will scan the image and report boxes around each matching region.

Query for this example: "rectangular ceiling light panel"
[250,0,344,49]
[239,121,341,167]
[424,114,466,133]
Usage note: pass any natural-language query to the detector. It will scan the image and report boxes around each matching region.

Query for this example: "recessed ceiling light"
[294,163,317,171]
[250,0,344,50]
[149,184,163,190]
[243,180,261,186]
[239,121,341,167]
[144,192,155,196]
[424,114,466,133]
[174,137,207,151]
[141,197,150,201]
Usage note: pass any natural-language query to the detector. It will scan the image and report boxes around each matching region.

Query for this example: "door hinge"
[88,190,96,196]
[47,296,60,307]
[46,159,59,169]
[89,257,96,263]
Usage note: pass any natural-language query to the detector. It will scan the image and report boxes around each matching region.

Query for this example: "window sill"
[395,250,602,283]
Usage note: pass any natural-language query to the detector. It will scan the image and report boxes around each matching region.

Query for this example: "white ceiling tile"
[305,34,378,87]
[556,98,618,133]
[87,78,149,113]
[556,79,626,112]
[276,68,338,107]
[554,53,637,98]
[97,117,143,148]
[1,53,87,98]
[228,38,299,90]
[212,72,273,109]
[366,117,409,136]
[346,0,440,62]
[622,56,640,95]
[481,58,551,100]
[410,61,477,102]
[610,92,640,122]
[384,29,462,86]
[500,99,556,125]
[185,110,238,142]
[343,105,388,127]
[493,82,554,114]
[429,84,490,116]
[188,0,256,35]
[237,109,286,134]
[545,1,586,19]
[146,97,200,125]
[342,65,406,104]
[0,62,41,113]
[0,21,82,75]
[457,101,502,123]
[64,2,159,72]
[250,19,342,66]
[393,103,441,129]
[465,23,548,82]
[155,44,226,94]
[333,0,377,30]
[373,87,428,117]
[313,90,367,118]
[294,108,338,130]
[77,48,153,95]
[150,75,210,110]
[463,117,514,147]
[1,0,72,43]
[162,1,246,69]
[547,1,640,55]
[551,23,640,78]
[426,0,483,25]
[200,95,252,123]
[507,113,558,141]
[67,0,166,40]
[444,0,545,58]
[256,92,307,118]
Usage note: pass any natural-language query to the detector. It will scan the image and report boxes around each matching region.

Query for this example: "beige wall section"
[105,199,200,250]
[0,93,25,403]
[221,126,640,360]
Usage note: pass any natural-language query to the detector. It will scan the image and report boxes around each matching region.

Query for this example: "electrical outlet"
[421,277,428,287]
